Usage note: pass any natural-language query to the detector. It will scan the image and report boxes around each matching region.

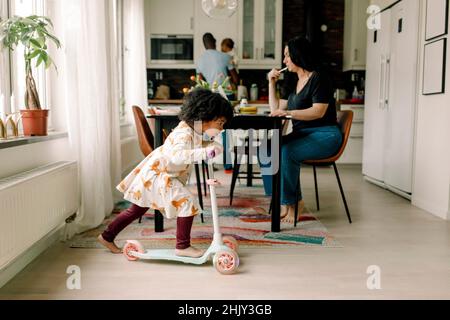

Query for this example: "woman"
[266,36,343,223]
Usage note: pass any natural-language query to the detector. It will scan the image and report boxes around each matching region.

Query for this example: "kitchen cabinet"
[145,0,195,68]
[237,0,283,70]
[145,0,194,35]
[193,0,239,66]
[343,0,370,71]
[337,104,365,164]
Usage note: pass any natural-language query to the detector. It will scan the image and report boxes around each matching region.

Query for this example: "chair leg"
[229,151,241,206]
[195,164,205,223]
[268,196,273,215]
[247,162,253,187]
[202,161,208,197]
[333,163,352,224]
[313,165,320,211]
[294,177,300,227]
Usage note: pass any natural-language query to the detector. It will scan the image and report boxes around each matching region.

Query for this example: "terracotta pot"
[20,109,49,136]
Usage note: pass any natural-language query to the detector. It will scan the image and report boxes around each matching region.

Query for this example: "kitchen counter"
[149,99,270,106]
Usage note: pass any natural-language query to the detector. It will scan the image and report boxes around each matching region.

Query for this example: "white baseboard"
[412,198,449,220]
[0,223,65,289]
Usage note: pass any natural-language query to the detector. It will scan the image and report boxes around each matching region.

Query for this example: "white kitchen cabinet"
[237,0,283,70]
[337,104,365,164]
[145,0,195,68]
[343,0,370,71]
[145,0,194,35]
[193,0,239,66]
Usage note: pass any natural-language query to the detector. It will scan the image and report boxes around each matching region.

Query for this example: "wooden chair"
[132,106,204,223]
[294,110,354,226]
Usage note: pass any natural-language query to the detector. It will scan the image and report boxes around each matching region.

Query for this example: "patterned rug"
[69,184,341,249]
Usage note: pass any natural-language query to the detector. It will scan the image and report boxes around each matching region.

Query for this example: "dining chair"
[294,110,354,226]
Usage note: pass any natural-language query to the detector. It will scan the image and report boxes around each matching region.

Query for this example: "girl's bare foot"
[281,200,305,224]
[175,246,205,258]
[97,234,122,254]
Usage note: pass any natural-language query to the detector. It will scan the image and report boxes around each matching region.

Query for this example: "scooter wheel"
[123,241,144,261]
[213,250,239,275]
[223,236,239,252]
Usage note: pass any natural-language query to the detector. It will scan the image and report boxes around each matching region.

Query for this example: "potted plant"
[0,15,61,136]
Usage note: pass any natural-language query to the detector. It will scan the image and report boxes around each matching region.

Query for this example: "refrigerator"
[362,0,420,198]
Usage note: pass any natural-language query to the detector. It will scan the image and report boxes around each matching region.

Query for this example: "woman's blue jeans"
[260,125,343,205]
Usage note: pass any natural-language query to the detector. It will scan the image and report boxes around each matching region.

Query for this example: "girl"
[98,89,234,258]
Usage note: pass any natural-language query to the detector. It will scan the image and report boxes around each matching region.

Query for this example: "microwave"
[150,34,194,64]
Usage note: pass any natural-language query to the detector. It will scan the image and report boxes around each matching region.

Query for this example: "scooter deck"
[133,249,210,265]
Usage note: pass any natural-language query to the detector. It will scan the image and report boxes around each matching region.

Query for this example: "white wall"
[412,1,450,220]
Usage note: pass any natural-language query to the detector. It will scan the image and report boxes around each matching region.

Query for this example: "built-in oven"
[150,34,194,64]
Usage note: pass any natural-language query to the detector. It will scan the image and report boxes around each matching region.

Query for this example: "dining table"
[147,112,286,233]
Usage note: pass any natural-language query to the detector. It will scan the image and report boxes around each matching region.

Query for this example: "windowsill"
[0,132,69,150]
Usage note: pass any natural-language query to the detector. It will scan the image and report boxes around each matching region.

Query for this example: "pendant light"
[202,0,238,19]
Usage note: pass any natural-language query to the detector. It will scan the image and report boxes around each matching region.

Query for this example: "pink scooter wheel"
[223,236,239,252]
[213,250,239,275]
[123,241,144,261]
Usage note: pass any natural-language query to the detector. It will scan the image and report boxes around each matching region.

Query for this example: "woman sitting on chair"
[264,36,343,223]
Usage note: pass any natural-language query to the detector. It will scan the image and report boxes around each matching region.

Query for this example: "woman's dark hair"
[179,88,234,126]
[287,36,317,72]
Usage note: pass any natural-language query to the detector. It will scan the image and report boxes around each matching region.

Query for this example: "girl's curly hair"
[179,88,234,126]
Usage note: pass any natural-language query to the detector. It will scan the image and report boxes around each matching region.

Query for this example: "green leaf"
[27,49,41,60]
[29,38,41,49]
[35,55,44,68]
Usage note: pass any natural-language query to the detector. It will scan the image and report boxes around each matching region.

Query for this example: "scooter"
[123,162,240,275]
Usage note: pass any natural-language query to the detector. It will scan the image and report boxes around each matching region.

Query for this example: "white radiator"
[0,161,79,269]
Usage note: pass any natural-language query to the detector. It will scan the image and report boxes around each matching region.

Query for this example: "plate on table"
[148,106,181,115]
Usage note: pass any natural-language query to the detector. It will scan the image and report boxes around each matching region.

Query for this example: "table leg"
[271,127,281,233]
[154,119,164,233]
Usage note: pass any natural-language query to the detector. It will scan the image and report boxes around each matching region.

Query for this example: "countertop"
[149,99,270,106]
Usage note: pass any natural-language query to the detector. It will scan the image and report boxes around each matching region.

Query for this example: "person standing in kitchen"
[261,36,343,223]
[221,38,239,72]
[196,33,239,172]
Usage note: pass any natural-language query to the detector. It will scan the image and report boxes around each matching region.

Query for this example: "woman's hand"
[268,68,282,82]
[270,109,289,117]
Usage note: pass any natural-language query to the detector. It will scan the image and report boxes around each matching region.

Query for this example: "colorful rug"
[68,184,341,249]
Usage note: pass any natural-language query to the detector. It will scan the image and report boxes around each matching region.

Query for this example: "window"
[0,0,48,124]
[113,0,126,122]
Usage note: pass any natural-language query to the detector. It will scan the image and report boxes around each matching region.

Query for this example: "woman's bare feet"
[175,246,205,258]
[280,205,289,219]
[281,200,305,224]
[97,234,122,254]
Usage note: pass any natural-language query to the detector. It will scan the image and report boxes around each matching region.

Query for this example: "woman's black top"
[282,71,338,131]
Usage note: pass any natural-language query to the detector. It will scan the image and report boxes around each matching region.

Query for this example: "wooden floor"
[1,165,449,300]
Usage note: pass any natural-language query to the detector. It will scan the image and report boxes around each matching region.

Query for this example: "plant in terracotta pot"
[0,15,61,136]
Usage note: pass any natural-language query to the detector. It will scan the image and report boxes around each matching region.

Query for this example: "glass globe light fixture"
[202,0,238,19]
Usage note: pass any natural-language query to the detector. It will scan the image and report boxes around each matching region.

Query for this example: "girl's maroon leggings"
[102,204,195,250]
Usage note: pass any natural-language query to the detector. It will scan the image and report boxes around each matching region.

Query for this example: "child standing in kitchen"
[98,89,233,258]
[221,38,239,72]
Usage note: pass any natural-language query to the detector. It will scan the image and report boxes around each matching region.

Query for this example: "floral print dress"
[117,121,215,219]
